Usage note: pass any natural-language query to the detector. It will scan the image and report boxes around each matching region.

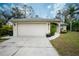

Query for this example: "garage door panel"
[18,23,48,36]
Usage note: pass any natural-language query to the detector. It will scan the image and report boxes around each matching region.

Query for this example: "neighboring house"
[60,22,67,33]
[11,18,61,37]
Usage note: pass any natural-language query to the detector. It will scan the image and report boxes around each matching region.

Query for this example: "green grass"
[50,32,79,56]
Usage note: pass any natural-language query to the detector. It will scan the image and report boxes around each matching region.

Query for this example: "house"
[60,23,67,33]
[11,18,61,37]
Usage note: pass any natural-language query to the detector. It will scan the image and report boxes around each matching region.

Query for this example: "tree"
[35,15,39,18]
[0,5,25,24]
[63,4,79,31]
[68,5,79,31]
[11,7,24,18]
[63,9,69,23]
[55,10,64,22]
[25,6,35,18]
[56,10,62,19]
[0,4,35,24]
[12,4,35,18]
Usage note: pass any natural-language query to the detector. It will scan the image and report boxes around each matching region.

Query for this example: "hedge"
[0,25,13,36]
[50,23,57,35]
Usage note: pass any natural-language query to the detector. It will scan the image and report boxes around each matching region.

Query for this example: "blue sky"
[0,3,66,19]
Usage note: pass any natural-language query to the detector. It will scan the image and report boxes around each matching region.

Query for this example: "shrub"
[46,23,57,37]
[0,19,4,38]
[0,25,13,36]
[50,23,57,36]
[72,21,79,32]
[67,20,79,32]
[2,25,13,31]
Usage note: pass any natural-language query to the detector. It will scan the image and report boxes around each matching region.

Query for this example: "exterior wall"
[61,26,67,31]
[57,23,61,33]
[13,23,18,36]
[48,22,50,34]
[63,26,66,31]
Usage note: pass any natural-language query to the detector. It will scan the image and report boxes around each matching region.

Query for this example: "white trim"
[13,23,18,36]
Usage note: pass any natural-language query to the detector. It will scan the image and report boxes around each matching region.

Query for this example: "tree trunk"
[70,21,72,31]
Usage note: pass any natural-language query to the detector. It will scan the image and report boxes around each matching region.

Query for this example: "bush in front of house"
[0,19,13,37]
[46,23,56,37]
[72,20,79,32]
[0,25,13,36]
[0,19,4,39]
[50,23,57,36]
[46,23,57,37]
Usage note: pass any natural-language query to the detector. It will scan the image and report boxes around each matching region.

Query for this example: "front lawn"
[50,32,79,56]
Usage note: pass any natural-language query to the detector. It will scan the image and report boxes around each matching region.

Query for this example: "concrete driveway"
[0,36,59,56]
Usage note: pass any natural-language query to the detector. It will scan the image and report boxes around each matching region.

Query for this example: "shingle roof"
[11,18,61,22]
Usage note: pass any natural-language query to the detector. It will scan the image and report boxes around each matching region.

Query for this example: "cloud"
[50,11,53,14]
[52,3,66,18]
[47,5,52,9]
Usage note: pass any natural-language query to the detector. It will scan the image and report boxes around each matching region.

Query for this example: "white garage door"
[18,23,49,36]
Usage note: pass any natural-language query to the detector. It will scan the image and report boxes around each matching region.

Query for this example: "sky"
[0,3,66,19]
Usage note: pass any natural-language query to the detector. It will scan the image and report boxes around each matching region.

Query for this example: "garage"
[17,22,49,36]
[12,18,60,37]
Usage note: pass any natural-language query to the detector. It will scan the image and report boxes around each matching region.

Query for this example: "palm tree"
[63,4,79,31]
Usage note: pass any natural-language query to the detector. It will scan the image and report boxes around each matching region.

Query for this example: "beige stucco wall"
[13,23,18,36]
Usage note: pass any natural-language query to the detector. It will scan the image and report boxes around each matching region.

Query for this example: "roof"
[11,18,61,22]
[61,23,68,26]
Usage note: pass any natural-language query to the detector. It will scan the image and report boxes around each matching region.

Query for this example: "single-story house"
[60,23,68,33]
[11,18,61,37]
